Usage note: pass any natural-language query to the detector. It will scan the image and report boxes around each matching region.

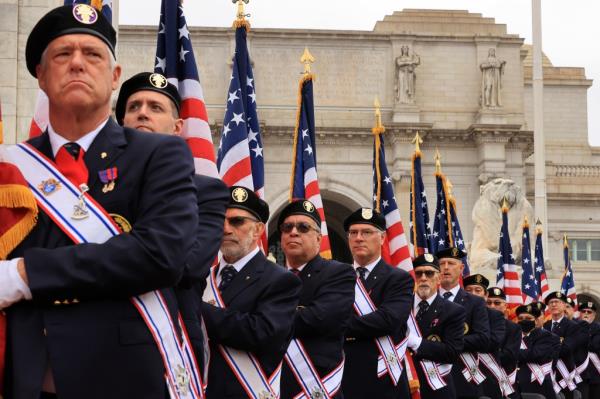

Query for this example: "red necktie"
[55,143,88,187]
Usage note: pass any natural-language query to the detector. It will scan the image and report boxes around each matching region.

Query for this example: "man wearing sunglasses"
[340,208,414,399]
[486,287,522,397]
[579,302,600,399]
[408,254,465,399]
[202,186,302,398]
[278,200,355,399]
[437,248,490,399]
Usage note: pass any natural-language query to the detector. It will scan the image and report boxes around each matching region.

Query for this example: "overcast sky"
[120,0,599,146]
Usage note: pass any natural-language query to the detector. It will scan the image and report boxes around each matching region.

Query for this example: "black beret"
[565,297,576,307]
[343,208,386,232]
[463,274,490,289]
[436,247,467,260]
[516,304,541,318]
[115,72,182,125]
[579,301,597,312]
[26,4,116,78]
[277,200,321,229]
[545,291,568,305]
[228,186,269,223]
[413,253,440,271]
[487,287,506,300]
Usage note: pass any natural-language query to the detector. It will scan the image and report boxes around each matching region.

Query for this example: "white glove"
[407,333,422,352]
[0,258,31,309]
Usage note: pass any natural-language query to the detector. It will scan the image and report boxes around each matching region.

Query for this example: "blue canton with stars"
[409,153,432,255]
[431,174,450,254]
[449,200,470,276]
[521,223,539,303]
[534,229,547,299]
[291,77,317,199]
[496,209,516,285]
[372,134,398,217]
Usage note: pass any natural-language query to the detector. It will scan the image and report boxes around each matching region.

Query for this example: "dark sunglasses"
[226,216,259,227]
[280,222,319,234]
[580,309,595,314]
[415,270,437,278]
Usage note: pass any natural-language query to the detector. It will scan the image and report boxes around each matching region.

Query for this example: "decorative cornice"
[554,164,600,178]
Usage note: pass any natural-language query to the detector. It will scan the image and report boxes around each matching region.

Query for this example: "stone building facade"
[2,3,599,302]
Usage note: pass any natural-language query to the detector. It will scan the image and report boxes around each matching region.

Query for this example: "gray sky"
[120,0,599,146]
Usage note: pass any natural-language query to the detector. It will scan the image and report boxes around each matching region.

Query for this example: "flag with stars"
[534,226,550,301]
[155,0,218,178]
[289,73,331,259]
[448,189,470,276]
[409,147,432,256]
[28,0,113,139]
[431,171,451,254]
[496,203,522,307]
[560,235,577,304]
[372,132,413,273]
[521,219,538,304]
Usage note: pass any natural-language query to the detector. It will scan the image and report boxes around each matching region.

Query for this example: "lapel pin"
[99,167,118,193]
[38,178,61,196]
[245,276,250,280]
[101,152,107,159]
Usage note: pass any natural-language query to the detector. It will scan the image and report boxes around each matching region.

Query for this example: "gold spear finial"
[411,132,423,153]
[501,196,510,212]
[434,149,442,174]
[234,0,250,22]
[535,218,543,234]
[563,233,569,248]
[372,97,385,135]
[523,215,529,228]
[301,47,315,75]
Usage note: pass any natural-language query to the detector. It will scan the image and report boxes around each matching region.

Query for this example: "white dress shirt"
[439,284,461,302]
[217,246,260,286]
[353,256,381,280]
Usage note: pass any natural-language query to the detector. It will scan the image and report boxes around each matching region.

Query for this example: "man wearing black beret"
[202,186,302,398]
[340,208,414,399]
[564,296,591,398]
[579,301,600,399]
[278,200,355,399]
[3,4,202,398]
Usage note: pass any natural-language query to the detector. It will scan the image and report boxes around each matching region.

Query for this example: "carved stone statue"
[479,48,506,108]
[470,178,534,270]
[395,45,420,104]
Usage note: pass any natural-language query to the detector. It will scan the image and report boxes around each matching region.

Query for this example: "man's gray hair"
[39,40,117,72]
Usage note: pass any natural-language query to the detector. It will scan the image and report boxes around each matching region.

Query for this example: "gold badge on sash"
[71,184,90,220]
[110,213,132,233]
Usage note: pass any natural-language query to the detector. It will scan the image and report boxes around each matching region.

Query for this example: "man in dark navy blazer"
[437,247,490,399]
[408,254,465,399]
[278,200,355,399]
[565,296,591,396]
[2,5,200,398]
[340,208,414,399]
[116,71,229,376]
[202,187,301,399]
[579,301,600,399]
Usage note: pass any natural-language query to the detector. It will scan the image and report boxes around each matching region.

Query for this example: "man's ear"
[173,118,184,136]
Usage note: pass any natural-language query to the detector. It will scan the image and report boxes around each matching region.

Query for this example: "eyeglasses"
[487,300,506,306]
[580,309,595,314]
[348,229,380,239]
[226,216,259,227]
[280,222,319,234]
[415,270,437,278]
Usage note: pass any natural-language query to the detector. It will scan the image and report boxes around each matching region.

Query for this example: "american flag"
[521,218,539,304]
[560,235,577,304]
[289,72,331,259]
[447,183,470,276]
[372,128,412,273]
[409,135,432,256]
[155,0,218,178]
[496,202,522,307]
[431,165,451,255]
[29,1,113,139]
[534,224,550,301]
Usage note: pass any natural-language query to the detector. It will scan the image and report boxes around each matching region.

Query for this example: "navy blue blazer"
[281,255,355,399]
[341,259,414,399]
[499,319,522,378]
[584,321,600,384]
[412,294,466,399]
[480,307,507,399]
[6,119,199,399]
[202,251,301,399]
[518,327,560,399]
[544,317,581,372]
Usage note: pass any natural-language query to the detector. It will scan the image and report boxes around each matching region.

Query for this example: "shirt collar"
[553,316,564,324]
[220,246,260,273]
[288,263,307,273]
[353,256,381,273]
[48,118,109,157]
[414,293,437,310]
[439,284,460,299]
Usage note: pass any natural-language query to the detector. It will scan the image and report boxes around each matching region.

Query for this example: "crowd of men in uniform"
[1,4,600,399]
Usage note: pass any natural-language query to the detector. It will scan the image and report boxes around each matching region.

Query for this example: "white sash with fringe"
[203,266,281,399]
[7,143,204,399]
[459,353,486,384]
[479,353,514,396]
[520,338,553,387]
[353,277,405,385]
[555,359,577,391]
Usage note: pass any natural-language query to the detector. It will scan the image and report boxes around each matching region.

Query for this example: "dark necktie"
[551,321,559,333]
[443,291,453,300]
[290,268,301,277]
[55,142,88,186]
[416,300,429,322]
[218,265,237,292]
[356,267,368,284]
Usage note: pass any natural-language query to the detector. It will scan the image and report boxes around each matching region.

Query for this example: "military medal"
[71,183,90,220]
[99,167,118,193]
[38,178,61,195]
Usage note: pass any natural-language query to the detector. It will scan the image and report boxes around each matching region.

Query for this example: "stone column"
[474,131,510,185]
[0,0,19,144]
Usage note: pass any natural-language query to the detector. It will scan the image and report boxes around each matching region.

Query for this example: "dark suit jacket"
[5,119,199,399]
[544,317,581,372]
[202,251,301,399]
[584,321,600,384]
[480,307,507,399]
[341,259,414,399]
[518,327,560,399]
[281,256,355,399]
[499,319,522,378]
[413,295,465,399]
[448,288,490,398]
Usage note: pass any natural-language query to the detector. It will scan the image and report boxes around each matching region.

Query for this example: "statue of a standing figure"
[480,48,506,108]
[395,45,420,104]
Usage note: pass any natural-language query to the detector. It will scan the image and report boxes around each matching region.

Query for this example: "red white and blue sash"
[6,143,204,399]
[353,277,405,385]
[479,353,514,396]
[203,266,281,399]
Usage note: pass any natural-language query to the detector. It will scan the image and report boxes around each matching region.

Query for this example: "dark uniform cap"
[516,304,542,318]
[26,4,117,78]
[343,208,386,232]
[565,297,576,307]
[463,274,490,289]
[487,287,506,300]
[579,301,597,312]
[277,200,321,229]
[545,291,569,305]
[413,253,440,271]
[228,186,269,223]
[436,247,467,260]
[115,72,182,125]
